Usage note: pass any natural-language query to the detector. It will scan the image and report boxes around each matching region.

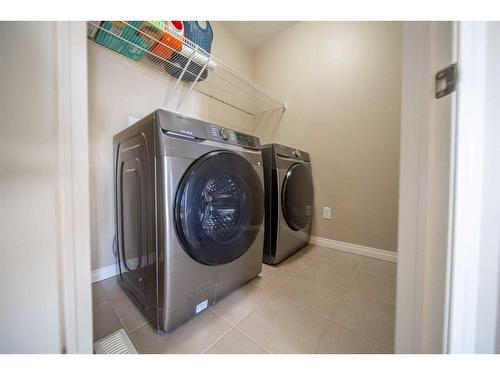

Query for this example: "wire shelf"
[87,21,286,116]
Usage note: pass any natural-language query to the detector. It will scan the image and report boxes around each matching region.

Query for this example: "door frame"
[447,21,500,354]
[55,21,93,353]
[395,21,458,354]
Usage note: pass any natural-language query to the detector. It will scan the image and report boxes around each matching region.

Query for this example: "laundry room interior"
[87,21,400,354]
[5,0,500,362]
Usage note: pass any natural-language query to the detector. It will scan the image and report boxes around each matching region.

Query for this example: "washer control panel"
[235,133,257,148]
[219,128,231,140]
[208,125,259,149]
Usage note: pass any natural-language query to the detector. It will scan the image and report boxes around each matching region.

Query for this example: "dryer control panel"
[208,125,259,149]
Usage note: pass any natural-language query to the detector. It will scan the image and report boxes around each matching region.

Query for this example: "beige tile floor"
[92,244,396,354]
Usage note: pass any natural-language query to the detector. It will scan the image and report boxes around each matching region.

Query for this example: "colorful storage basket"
[184,21,213,54]
[96,21,163,61]
[167,21,214,82]
[151,21,184,60]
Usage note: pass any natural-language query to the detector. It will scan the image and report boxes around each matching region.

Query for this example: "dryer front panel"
[174,150,264,265]
[282,163,314,231]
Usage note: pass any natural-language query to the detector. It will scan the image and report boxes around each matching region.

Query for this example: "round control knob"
[293,150,301,158]
[219,128,230,140]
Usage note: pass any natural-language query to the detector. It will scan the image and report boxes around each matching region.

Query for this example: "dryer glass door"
[282,163,314,231]
[175,151,264,265]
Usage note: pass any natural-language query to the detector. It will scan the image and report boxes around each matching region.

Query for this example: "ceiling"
[222,21,298,51]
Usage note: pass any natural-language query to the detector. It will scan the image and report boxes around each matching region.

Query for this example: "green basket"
[96,21,159,61]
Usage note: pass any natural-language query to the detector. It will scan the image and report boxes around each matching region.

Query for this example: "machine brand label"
[196,299,208,314]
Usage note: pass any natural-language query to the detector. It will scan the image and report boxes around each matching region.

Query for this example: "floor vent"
[94,328,138,354]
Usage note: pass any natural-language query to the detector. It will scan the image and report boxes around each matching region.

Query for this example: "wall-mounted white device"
[323,207,332,219]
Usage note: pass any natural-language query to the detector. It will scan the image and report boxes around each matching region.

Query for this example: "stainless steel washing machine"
[261,143,314,265]
[113,109,264,333]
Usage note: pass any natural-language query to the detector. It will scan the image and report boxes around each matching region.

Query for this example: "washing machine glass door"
[282,163,314,231]
[175,150,264,265]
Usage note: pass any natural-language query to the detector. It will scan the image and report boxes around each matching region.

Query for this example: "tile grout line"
[261,249,342,317]
[210,281,276,327]
[355,268,397,282]
[220,291,273,328]
[332,320,395,352]
[214,253,316,354]
[312,255,365,353]
[92,301,125,344]
[92,283,112,309]
[108,301,129,333]
[97,279,115,302]
[332,257,396,350]
[102,283,153,337]
[273,292,333,321]
[294,252,318,274]
[206,289,273,353]
[249,279,268,292]
[265,266,336,354]
[127,320,152,336]
[209,307,238,327]
[273,264,354,322]
[268,250,321,294]
[347,289,397,307]
[200,324,237,354]
[346,257,397,305]
[347,256,364,290]
[92,300,111,309]
[95,279,150,349]
[232,326,272,353]
[204,259,312,354]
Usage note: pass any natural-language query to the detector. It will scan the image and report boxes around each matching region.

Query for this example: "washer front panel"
[174,150,264,265]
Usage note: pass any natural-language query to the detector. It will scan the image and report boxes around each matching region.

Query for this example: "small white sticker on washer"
[196,299,208,314]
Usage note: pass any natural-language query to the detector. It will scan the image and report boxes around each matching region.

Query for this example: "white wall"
[0,21,92,354]
[253,22,401,252]
[88,22,256,271]
[1,22,62,353]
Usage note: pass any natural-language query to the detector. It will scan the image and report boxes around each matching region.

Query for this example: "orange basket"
[151,21,184,60]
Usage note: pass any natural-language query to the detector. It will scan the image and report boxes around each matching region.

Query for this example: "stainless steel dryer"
[261,144,314,264]
[113,109,264,333]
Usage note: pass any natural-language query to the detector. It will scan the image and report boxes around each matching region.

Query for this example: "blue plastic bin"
[167,21,214,82]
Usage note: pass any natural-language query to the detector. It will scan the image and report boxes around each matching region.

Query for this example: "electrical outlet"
[323,207,332,219]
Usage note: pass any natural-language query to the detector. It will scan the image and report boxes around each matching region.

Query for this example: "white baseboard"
[91,263,119,283]
[92,255,143,283]
[309,236,397,263]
